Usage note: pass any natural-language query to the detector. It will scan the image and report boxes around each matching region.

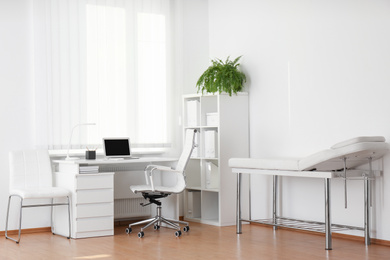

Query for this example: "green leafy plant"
[196,56,246,96]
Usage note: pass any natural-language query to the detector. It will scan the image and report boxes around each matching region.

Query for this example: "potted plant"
[196,56,246,96]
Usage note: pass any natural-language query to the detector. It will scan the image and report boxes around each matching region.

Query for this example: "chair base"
[126,205,189,238]
[5,195,71,243]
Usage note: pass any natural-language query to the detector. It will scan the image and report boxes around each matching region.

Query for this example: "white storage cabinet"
[183,93,249,226]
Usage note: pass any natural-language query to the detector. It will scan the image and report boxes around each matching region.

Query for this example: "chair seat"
[10,187,70,199]
[130,184,184,194]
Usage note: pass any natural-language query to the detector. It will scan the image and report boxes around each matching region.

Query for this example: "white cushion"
[9,150,53,189]
[331,136,385,149]
[10,187,70,199]
[229,158,300,171]
[130,184,185,194]
[229,137,390,172]
[299,141,390,171]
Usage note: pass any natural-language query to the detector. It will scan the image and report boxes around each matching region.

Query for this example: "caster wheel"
[154,225,160,230]
[125,228,132,234]
[175,230,182,237]
[138,231,144,238]
[183,226,190,232]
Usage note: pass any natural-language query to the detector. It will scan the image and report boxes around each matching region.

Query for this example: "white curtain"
[33,0,174,150]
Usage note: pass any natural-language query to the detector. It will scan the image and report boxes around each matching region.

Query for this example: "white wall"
[209,0,390,240]
[0,0,44,231]
[182,0,210,95]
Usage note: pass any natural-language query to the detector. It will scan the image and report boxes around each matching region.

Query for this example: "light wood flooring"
[1,222,390,259]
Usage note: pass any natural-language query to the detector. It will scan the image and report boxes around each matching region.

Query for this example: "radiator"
[114,198,151,219]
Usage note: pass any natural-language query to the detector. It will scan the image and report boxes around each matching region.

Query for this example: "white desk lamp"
[66,123,96,160]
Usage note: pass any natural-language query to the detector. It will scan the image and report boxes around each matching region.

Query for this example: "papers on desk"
[79,165,99,174]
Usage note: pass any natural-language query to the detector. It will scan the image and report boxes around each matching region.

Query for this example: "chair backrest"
[9,150,53,189]
[175,129,197,173]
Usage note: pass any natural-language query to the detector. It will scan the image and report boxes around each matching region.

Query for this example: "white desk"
[52,157,177,239]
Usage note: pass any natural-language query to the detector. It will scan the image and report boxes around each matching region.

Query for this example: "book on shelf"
[79,165,99,174]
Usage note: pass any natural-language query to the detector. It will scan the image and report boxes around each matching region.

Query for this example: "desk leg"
[325,178,332,250]
[364,177,371,245]
[237,172,242,234]
[273,175,278,230]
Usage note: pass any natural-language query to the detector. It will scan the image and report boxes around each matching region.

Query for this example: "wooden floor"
[1,222,390,259]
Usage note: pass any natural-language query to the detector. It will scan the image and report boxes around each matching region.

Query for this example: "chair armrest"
[144,165,181,191]
[145,164,173,172]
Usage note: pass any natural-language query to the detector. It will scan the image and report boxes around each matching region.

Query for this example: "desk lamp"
[66,123,96,160]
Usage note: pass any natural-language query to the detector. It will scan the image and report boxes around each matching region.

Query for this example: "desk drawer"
[76,216,113,233]
[76,203,113,218]
[76,174,113,190]
[77,189,113,204]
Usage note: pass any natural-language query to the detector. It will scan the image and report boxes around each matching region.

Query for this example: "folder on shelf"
[204,130,217,158]
[205,161,219,189]
[186,100,199,127]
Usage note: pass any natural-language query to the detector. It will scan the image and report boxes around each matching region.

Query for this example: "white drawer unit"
[76,203,114,218]
[54,171,115,239]
[76,189,114,204]
[76,216,114,232]
[76,174,113,189]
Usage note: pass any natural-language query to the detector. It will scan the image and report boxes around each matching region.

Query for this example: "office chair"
[5,150,71,243]
[125,129,197,238]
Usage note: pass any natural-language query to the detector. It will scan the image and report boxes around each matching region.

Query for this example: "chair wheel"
[138,231,144,238]
[183,226,190,232]
[154,225,160,230]
[125,228,132,234]
[175,230,182,237]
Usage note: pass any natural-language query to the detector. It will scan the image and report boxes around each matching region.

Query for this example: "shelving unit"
[182,93,249,226]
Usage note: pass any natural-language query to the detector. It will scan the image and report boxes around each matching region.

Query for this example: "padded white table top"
[229,137,390,172]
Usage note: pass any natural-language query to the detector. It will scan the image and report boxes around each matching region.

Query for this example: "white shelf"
[190,157,218,160]
[183,92,249,98]
[203,188,219,193]
[182,93,249,226]
[184,126,218,129]
[186,186,202,191]
[184,217,202,223]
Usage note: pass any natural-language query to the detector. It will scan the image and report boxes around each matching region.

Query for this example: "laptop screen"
[103,138,131,157]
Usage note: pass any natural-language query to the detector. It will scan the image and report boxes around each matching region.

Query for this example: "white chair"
[5,150,71,243]
[125,129,197,238]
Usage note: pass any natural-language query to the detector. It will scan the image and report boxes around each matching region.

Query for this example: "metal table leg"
[325,178,332,250]
[237,172,242,234]
[273,175,278,230]
[364,177,371,245]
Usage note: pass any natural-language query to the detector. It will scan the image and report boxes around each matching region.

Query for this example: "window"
[33,0,173,151]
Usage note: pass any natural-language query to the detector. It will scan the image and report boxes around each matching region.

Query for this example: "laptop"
[103,138,138,160]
